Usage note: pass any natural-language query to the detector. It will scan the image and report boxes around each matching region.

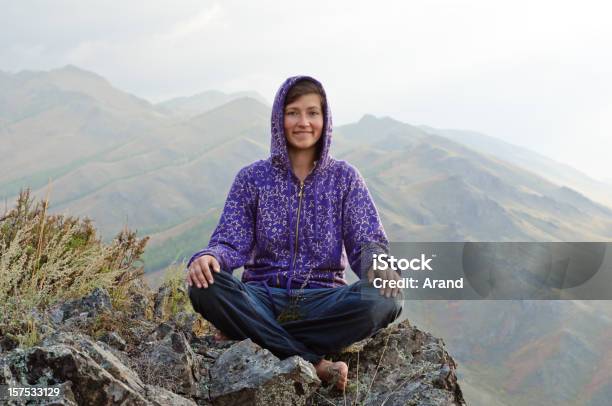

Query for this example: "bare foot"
[314,359,348,390]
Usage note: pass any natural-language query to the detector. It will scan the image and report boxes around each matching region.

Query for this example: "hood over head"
[270,75,333,175]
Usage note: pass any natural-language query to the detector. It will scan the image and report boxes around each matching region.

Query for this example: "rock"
[136,330,201,397]
[147,321,174,341]
[0,335,18,353]
[99,331,127,351]
[0,344,149,405]
[173,311,208,339]
[131,291,153,319]
[43,332,145,393]
[153,286,172,320]
[325,321,465,406]
[191,335,237,359]
[0,332,197,405]
[144,384,197,406]
[153,284,194,323]
[48,305,65,325]
[210,339,321,406]
[2,274,464,405]
[127,277,155,320]
[96,339,134,373]
[53,288,112,322]
[125,318,158,345]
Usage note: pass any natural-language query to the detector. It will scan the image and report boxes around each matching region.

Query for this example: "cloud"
[157,4,224,43]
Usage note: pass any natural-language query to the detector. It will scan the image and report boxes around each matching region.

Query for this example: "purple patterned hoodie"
[187,75,389,290]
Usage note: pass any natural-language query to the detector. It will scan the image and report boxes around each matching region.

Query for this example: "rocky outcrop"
[48,287,112,324]
[329,321,465,405]
[0,286,465,405]
[209,339,320,405]
[135,329,201,397]
[0,337,195,405]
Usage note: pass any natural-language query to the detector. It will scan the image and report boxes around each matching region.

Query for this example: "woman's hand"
[367,268,402,298]
[186,255,221,288]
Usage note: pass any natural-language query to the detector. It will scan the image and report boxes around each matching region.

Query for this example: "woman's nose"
[298,113,310,126]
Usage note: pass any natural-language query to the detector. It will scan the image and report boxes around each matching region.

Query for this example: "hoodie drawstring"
[261,278,278,317]
[261,273,295,319]
[286,274,294,297]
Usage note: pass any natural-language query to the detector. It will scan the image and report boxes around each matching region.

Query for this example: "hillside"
[334,115,612,243]
[422,126,612,208]
[156,89,269,118]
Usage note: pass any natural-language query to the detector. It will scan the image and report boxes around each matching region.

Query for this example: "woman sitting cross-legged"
[186,76,402,390]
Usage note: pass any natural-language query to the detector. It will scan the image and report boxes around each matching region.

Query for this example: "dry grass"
[132,349,185,394]
[156,264,211,336]
[159,263,195,318]
[0,189,149,346]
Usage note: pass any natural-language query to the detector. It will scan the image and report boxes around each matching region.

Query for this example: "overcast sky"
[2,0,611,180]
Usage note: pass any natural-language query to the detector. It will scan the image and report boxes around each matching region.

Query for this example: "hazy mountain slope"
[407,300,612,405]
[36,98,270,239]
[422,126,612,208]
[0,66,273,273]
[157,90,269,118]
[334,115,612,243]
[0,65,167,193]
[0,65,155,121]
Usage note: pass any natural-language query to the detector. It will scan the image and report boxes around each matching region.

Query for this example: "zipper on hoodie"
[291,181,305,274]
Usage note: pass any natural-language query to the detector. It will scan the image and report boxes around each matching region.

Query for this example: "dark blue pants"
[188,272,402,363]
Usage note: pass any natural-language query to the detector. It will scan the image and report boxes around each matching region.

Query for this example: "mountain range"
[1,65,611,405]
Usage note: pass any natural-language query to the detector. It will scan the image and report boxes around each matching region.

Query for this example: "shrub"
[0,188,149,346]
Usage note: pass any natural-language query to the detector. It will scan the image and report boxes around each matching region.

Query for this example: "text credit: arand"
[372,254,464,289]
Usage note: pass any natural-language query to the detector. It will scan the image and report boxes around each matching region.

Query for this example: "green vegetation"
[151,263,209,337]
[160,264,196,317]
[0,189,149,346]
[141,212,220,273]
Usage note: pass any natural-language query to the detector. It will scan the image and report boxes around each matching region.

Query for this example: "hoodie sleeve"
[187,167,256,273]
[342,165,390,278]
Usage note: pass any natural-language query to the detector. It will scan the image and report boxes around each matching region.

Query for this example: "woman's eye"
[309,111,320,116]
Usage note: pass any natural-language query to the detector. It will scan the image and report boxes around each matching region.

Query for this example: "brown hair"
[284,79,326,112]
[284,79,327,158]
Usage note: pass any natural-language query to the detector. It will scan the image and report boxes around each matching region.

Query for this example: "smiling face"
[283,93,324,154]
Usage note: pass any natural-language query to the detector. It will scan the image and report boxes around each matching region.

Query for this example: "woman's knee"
[353,280,403,321]
[188,272,241,309]
[368,294,403,328]
[189,285,215,311]
[188,279,225,309]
